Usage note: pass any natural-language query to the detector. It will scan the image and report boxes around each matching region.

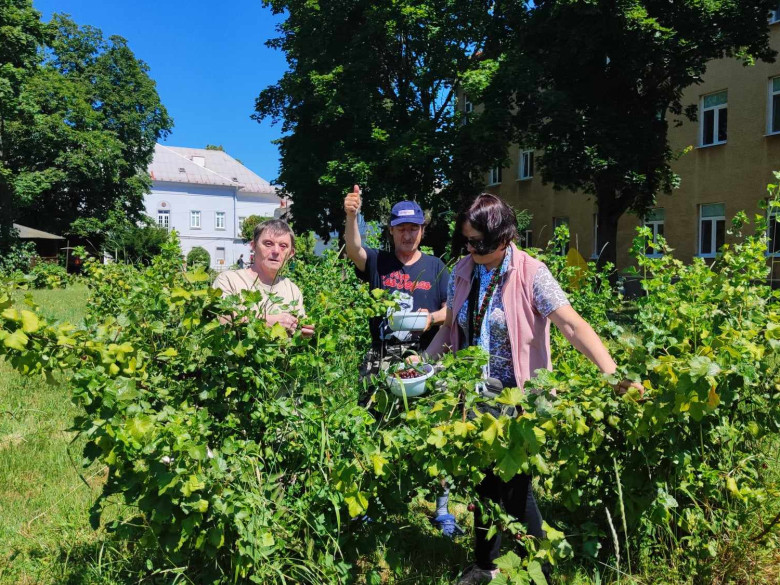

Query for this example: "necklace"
[473,266,503,341]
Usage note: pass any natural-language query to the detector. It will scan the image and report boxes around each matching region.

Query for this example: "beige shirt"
[212,268,306,317]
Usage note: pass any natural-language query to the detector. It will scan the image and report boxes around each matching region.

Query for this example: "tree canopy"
[495,0,777,267]
[0,0,47,247]
[254,0,514,244]
[0,8,172,249]
[258,0,777,265]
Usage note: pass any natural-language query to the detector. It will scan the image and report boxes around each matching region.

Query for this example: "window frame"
[770,1,780,23]
[215,211,226,230]
[643,208,665,258]
[699,90,728,147]
[697,203,726,258]
[767,203,780,257]
[157,209,170,230]
[591,213,599,259]
[190,210,201,230]
[518,149,534,181]
[488,166,502,186]
[519,229,533,248]
[769,77,780,135]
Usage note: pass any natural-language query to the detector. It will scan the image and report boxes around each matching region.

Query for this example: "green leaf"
[528,560,548,585]
[20,310,41,333]
[496,444,527,481]
[345,491,369,517]
[3,329,29,350]
[494,551,524,572]
[480,413,504,445]
[496,386,524,406]
[371,453,388,476]
[126,415,153,441]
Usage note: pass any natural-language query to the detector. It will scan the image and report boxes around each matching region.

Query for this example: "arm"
[548,305,643,395]
[344,184,368,272]
[421,307,454,361]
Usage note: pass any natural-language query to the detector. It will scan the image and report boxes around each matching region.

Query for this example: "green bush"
[0,241,37,276]
[240,215,273,242]
[0,213,778,583]
[26,261,69,289]
[186,246,210,269]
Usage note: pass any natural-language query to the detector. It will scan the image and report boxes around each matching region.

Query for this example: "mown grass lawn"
[1,285,778,584]
[0,284,118,585]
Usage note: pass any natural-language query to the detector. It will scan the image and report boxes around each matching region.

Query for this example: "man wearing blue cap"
[344,185,449,351]
[345,185,461,537]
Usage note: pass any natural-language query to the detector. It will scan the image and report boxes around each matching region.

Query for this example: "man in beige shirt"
[213,219,313,337]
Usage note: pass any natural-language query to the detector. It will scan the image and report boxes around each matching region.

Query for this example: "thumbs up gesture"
[344,184,362,217]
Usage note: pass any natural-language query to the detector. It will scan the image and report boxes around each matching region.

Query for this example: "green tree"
[254,0,514,246]
[491,0,776,268]
[4,13,172,244]
[0,0,47,248]
[239,214,273,242]
[186,246,210,269]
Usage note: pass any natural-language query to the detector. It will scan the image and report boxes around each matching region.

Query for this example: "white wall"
[145,182,280,269]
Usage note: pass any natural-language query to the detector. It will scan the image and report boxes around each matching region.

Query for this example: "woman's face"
[462,221,506,266]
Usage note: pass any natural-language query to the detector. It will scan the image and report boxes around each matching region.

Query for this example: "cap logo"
[398,209,415,217]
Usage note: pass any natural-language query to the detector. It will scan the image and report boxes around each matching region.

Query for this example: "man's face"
[389,223,423,255]
[251,230,293,277]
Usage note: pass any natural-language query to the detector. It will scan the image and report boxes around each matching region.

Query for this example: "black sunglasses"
[466,237,500,256]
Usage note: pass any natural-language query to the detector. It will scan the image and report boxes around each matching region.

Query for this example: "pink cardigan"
[449,243,552,390]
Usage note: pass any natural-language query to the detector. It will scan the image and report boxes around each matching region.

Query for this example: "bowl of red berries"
[387,362,435,398]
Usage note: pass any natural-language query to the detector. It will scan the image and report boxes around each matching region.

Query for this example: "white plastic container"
[387,363,435,398]
[388,311,428,332]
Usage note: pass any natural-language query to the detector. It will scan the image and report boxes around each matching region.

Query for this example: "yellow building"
[482,24,780,275]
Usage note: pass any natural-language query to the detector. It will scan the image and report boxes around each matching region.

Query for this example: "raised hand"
[344,184,362,217]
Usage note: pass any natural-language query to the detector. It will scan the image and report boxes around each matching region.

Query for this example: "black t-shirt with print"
[357,247,449,350]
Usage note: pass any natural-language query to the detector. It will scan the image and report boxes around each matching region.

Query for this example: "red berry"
[515,532,525,541]
[467,503,475,512]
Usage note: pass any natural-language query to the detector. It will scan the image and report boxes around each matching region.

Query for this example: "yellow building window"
[700,91,727,146]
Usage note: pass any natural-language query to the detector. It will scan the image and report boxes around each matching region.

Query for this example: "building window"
[215,211,226,230]
[698,203,725,257]
[700,90,727,146]
[769,77,780,135]
[157,209,170,230]
[518,149,534,180]
[464,96,473,113]
[644,208,665,256]
[216,246,226,266]
[553,216,569,256]
[520,229,533,248]
[190,210,201,229]
[768,204,780,255]
[488,166,502,185]
[771,1,780,23]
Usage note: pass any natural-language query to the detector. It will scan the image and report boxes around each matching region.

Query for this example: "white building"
[145,144,282,269]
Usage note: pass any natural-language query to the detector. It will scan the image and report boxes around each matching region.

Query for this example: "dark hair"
[253,219,296,251]
[453,193,518,255]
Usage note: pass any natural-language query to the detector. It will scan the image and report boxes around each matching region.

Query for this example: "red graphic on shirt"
[382,271,432,292]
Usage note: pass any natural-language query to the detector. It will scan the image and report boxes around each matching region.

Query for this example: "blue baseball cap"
[390,201,425,226]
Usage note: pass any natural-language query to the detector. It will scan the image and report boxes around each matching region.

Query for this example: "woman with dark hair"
[424,193,641,584]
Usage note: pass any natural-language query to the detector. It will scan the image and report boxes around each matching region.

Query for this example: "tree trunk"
[595,185,633,281]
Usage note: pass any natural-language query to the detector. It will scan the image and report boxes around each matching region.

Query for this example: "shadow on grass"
[342,507,473,585]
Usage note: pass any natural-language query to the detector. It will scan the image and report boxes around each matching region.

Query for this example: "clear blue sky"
[33,0,288,183]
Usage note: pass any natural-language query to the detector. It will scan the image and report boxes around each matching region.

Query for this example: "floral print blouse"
[447,248,570,387]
